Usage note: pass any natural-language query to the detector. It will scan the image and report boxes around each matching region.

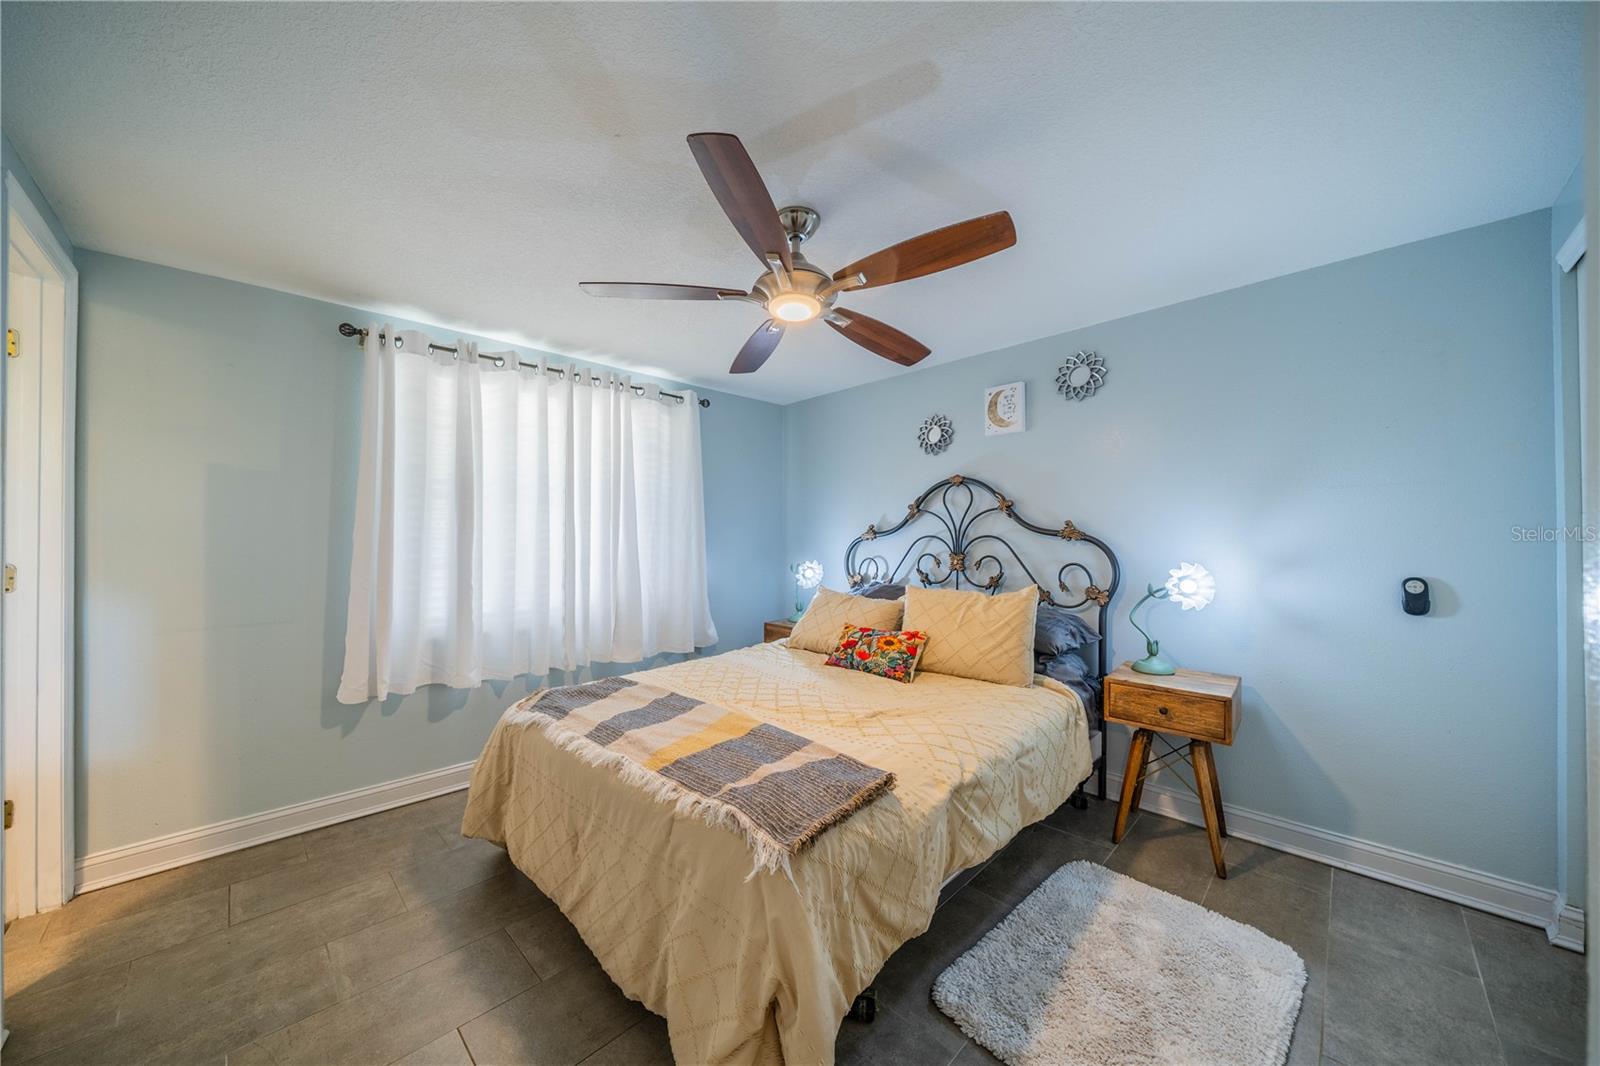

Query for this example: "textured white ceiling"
[2,2,1584,404]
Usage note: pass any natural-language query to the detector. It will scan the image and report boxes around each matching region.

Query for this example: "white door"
[3,177,77,921]
[4,250,42,920]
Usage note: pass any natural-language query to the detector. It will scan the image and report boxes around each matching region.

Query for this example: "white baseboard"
[1550,901,1585,952]
[1107,768,1586,954]
[74,761,476,895]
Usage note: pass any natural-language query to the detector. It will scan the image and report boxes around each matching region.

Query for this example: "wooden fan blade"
[730,320,784,374]
[580,282,744,300]
[687,133,793,272]
[833,211,1016,290]
[826,310,931,367]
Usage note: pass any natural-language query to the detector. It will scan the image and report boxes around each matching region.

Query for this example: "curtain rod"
[336,323,710,408]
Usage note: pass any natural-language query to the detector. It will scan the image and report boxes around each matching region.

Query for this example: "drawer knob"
[1158,706,1170,716]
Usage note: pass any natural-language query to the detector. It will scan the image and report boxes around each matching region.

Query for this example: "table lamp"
[791,560,823,621]
[1129,562,1215,674]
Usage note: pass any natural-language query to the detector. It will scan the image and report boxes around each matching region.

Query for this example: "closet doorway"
[4,174,77,921]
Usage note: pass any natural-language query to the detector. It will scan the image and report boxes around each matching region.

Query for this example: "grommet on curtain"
[393,329,431,354]
[641,382,661,403]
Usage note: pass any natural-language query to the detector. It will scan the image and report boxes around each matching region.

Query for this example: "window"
[338,330,716,703]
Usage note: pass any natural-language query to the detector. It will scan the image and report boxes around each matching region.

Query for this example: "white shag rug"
[933,861,1306,1066]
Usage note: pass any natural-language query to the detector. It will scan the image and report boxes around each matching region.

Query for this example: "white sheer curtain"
[338,325,717,703]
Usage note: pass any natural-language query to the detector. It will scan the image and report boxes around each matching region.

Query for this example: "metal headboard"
[843,474,1122,680]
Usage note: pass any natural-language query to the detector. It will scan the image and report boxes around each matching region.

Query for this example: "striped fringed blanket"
[509,675,895,876]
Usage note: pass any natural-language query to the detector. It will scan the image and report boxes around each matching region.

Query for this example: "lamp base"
[1131,651,1177,675]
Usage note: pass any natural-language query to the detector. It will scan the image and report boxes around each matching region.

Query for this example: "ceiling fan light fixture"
[768,292,822,322]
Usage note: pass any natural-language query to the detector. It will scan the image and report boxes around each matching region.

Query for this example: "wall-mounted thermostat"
[1402,577,1430,616]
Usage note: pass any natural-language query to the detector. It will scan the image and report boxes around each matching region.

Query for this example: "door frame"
[4,171,77,918]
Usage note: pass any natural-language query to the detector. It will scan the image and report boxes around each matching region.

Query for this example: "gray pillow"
[1035,602,1101,658]
[855,581,908,601]
[1037,651,1101,728]
[1035,650,1088,684]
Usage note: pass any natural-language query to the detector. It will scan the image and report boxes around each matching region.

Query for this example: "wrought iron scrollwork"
[842,475,1122,680]
[849,555,886,588]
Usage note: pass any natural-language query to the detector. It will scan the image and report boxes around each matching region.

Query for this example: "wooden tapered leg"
[1128,734,1153,814]
[1191,741,1227,878]
[1203,742,1227,838]
[1112,729,1152,843]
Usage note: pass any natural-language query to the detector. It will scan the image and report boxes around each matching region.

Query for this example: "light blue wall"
[75,251,786,854]
[1550,160,1586,905]
[783,211,1558,888]
[53,207,1584,892]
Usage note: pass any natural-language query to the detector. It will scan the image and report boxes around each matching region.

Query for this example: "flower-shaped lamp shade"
[790,560,824,622]
[793,560,824,589]
[1164,562,1215,611]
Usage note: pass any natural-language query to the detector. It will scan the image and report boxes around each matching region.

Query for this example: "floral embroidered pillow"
[824,625,929,684]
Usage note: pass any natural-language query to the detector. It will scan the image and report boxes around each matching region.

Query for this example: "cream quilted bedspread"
[461,640,1092,1066]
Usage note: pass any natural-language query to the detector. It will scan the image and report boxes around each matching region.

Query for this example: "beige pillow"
[903,585,1038,687]
[788,587,904,654]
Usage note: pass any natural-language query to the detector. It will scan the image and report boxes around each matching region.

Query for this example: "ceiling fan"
[580,132,1017,375]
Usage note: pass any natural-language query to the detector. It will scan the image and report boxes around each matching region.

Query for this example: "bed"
[462,475,1119,1065]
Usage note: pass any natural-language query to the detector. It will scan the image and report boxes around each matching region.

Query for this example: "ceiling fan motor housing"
[778,205,820,246]
[753,251,835,310]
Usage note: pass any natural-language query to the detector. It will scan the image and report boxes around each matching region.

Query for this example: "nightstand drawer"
[1105,682,1229,741]
[763,620,794,643]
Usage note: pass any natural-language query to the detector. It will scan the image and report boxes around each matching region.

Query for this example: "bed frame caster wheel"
[1069,787,1089,811]
[849,986,877,1023]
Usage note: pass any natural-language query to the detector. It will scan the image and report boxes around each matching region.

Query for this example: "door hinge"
[2,564,14,594]
[4,800,12,830]
[5,328,17,358]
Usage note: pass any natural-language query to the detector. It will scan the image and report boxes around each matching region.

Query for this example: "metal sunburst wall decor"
[918,414,954,454]
[1056,350,1108,401]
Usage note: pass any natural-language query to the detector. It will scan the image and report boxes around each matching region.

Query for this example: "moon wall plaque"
[983,381,1026,436]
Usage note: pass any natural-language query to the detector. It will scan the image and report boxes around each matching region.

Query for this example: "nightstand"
[1103,662,1241,878]
[763,619,795,643]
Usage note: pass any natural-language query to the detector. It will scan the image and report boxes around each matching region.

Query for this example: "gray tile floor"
[1,792,1584,1066]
